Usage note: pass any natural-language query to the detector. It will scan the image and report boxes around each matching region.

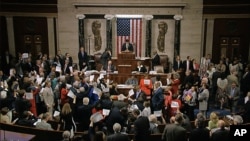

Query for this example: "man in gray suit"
[36,112,54,130]
[226,81,240,113]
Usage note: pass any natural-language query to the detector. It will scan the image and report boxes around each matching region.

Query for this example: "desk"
[107,73,168,85]
[0,130,35,141]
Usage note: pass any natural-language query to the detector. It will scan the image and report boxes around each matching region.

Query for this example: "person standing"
[132,109,150,141]
[151,81,164,111]
[198,84,209,118]
[121,39,133,52]
[100,49,112,69]
[162,113,187,141]
[107,123,129,141]
[78,47,88,71]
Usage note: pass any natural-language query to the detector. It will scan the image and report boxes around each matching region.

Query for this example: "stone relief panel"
[84,19,106,54]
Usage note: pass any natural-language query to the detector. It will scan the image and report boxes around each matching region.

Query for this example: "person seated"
[15,111,37,127]
[121,39,133,52]
[103,60,115,72]
[125,75,138,86]
[207,112,219,130]
[35,112,54,130]
[134,61,147,73]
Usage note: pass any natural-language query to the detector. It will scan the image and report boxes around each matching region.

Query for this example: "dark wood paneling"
[212,18,250,63]
[0,16,9,54]
[0,0,57,13]
[13,17,48,57]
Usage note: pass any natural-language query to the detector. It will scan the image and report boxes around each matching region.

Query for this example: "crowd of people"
[0,48,250,141]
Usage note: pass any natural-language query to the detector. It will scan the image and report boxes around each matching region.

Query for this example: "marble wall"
[58,0,203,63]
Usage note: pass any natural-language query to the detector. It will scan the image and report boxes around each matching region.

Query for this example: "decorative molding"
[173,15,183,20]
[144,15,154,20]
[104,14,115,20]
[76,14,85,19]
[73,3,187,8]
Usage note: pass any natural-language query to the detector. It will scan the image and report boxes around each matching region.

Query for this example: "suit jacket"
[240,71,250,96]
[113,101,128,109]
[135,65,147,73]
[226,86,240,106]
[36,120,53,130]
[198,89,209,111]
[121,43,133,52]
[182,60,193,72]
[78,51,88,69]
[162,123,187,141]
[100,51,111,67]
[22,62,34,73]
[173,60,183,71]
[152,87,164,111]
[103,64,115,72]
[189,127,210,141]
[152,54,161,69]
[107,133,130,141]
[211,128,230,141]
[133,116,150,141]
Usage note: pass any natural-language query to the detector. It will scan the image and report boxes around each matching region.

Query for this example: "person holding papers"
[128,85,146,111]
[139,74,153,99]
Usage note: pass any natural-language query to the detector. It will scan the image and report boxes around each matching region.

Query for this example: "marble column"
[76,14,85,49]
[104,14,114,53]
[47,17,56,56]
[6,16,16,57]
[145,15,153,57]
[173,15,183,63]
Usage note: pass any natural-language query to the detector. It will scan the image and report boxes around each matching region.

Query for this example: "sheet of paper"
[90,75,95,81]
[144,79,150,85]
[128,89,134,96]
[102,109,110,116]
[154,110,162,117]
[55,66,61,72]
[36,77,43,85]
[22,53,29,59]
[171,101,179,108]
[91,112,103,123]
[25,92,33,100]
[67,90,75,98]
[53,110,60,117]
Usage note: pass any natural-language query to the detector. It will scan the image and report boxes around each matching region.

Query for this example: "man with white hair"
[112,94,128,110]
[107,123,129,141]
[76,97,93,131]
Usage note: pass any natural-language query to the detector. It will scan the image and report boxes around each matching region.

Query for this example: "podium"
[117,52,136,74]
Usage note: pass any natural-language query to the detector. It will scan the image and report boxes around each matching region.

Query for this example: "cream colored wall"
[58,0,203,64]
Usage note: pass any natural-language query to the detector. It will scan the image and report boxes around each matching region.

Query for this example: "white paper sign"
[36,77,43,85]
[144,79,150,85]
[102,109,110,116]
[90,75,95,81]
[154,110,162,117]
[22,53,29,59]
[25,92,33,100]
[53,110,60,117]
[67,90,75,98]
[69,66,73,73]
[128,89,134,96]
[171,101,179,108]
[56,66,61,72]
[91,112,103,123]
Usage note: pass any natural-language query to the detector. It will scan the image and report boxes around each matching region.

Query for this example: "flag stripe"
[117,18,142,57]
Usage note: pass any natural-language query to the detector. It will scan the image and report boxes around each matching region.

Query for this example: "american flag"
[117,18,142,57]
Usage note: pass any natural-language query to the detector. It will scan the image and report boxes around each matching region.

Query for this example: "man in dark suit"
[173,55,183,72]
[128,85,146,111]
[182,56,193,72]
[103,60,115,72]
[14,90,32,118]
[240,65,250,97]
[1,51,14,75]
[78,47,89,71]
[151,50,161,70]
[106,107,128,134]
[210,120,230,141]
[107,123,129,141]
[162,113,187,141]
[132,109,150,141]
[189,115,210,141]
[152,81,164,111]
[121,39,133,52]
[135,61,147,73]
